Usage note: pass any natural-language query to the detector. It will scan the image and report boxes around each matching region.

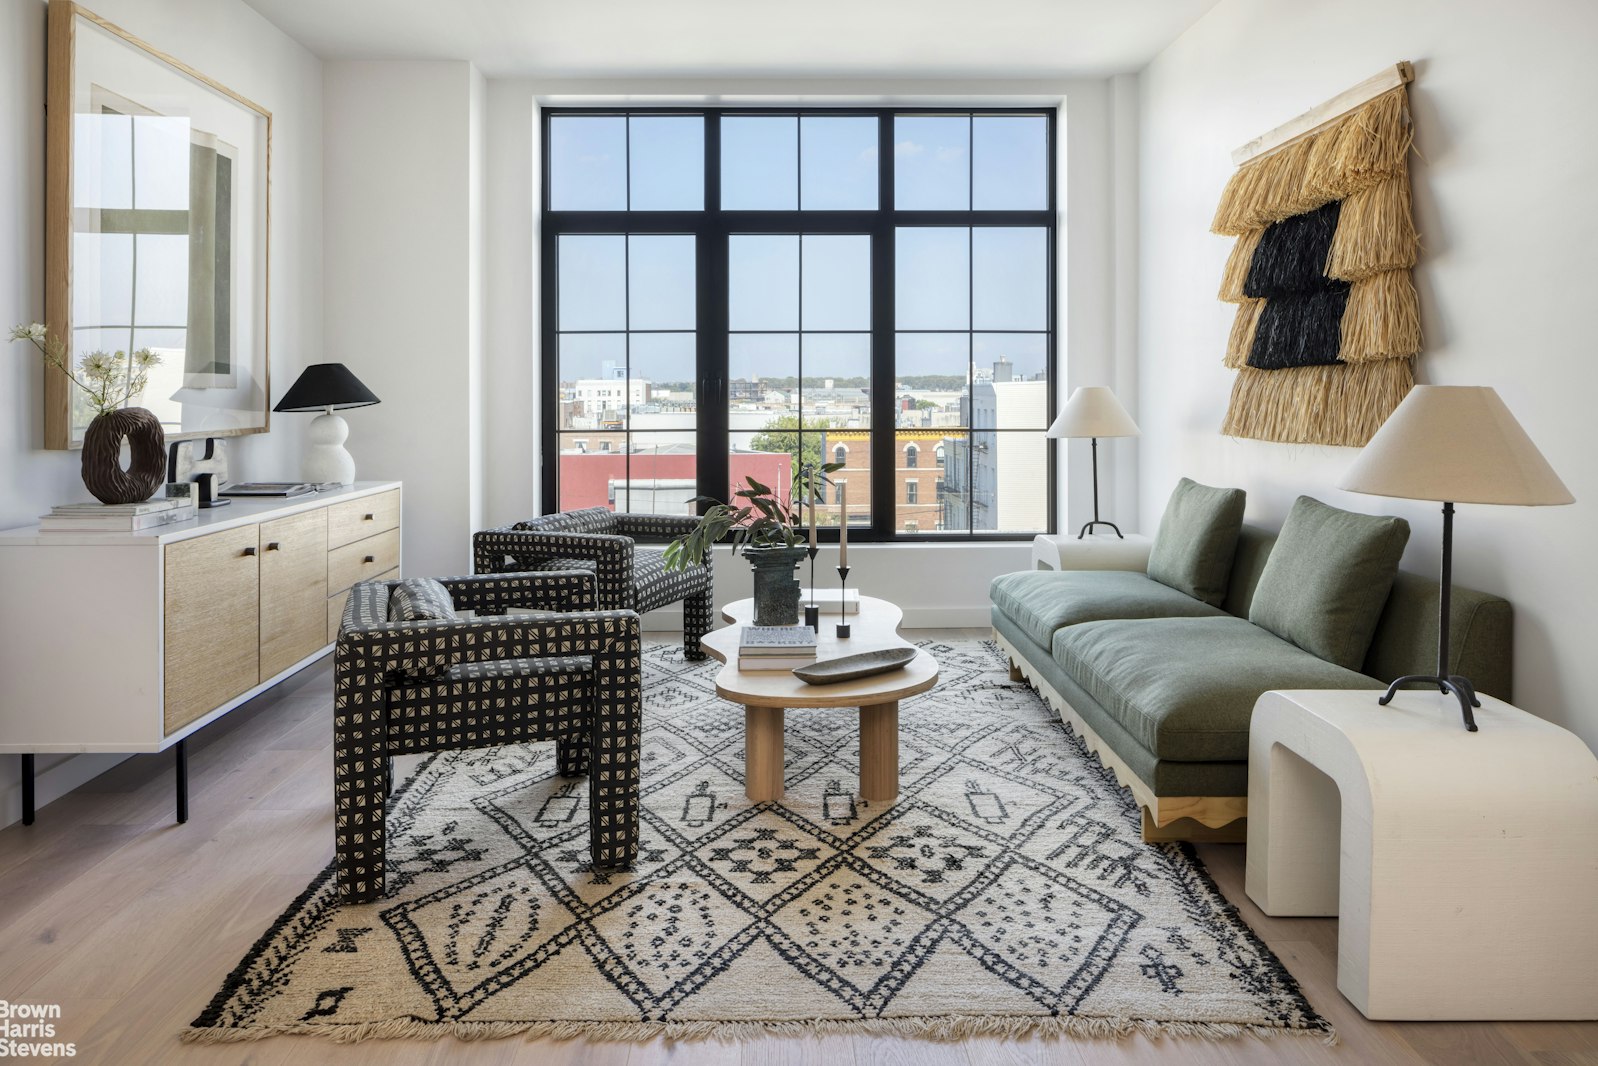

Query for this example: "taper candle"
[837,480,848,568]
[808,479,817,551]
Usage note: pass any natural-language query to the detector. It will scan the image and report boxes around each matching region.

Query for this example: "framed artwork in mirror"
[45,1,271,449]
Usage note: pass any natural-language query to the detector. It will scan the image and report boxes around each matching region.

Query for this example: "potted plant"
[664,462,842,626]
[11,323,166,504]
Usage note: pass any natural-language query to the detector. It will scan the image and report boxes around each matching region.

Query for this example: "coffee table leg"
[745,706,785,802]
[859,701,899,802]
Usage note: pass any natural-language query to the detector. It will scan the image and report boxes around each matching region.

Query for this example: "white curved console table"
[1245,688,1598,1020]
[701,597,938,803]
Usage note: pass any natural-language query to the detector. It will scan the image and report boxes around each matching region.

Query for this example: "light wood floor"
[1,629,1593,1066]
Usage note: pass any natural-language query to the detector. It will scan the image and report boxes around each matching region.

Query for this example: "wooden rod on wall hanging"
[1232,61,1414,166]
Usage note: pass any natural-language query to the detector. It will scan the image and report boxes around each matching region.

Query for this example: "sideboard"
[0,481,402,824]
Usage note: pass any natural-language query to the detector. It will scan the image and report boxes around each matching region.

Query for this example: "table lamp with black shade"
[273,363,380,486]
[1047,386,1140,538]
[1340,385,1573,731]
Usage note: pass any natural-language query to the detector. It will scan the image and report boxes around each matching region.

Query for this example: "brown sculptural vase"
[81,406,167,504]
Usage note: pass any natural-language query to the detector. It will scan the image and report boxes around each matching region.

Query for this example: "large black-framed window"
[540,107,1057,541]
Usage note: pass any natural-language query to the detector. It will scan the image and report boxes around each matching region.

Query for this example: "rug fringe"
[182,1012,1336,1046]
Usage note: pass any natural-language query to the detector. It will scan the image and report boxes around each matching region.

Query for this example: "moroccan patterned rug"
[188,640,1331,1045]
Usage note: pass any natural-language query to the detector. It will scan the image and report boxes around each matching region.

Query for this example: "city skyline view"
[547,111,1054,535]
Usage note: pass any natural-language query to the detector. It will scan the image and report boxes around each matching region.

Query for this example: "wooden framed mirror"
[45,1,271,449]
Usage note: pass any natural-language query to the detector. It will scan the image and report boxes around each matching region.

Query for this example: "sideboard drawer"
[165,526,260,735]
[260,509,329,679]
[327,490,400,550]
[328,567,398,642]
[329,528,400,595]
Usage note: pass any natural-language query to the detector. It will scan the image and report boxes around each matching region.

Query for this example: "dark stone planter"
[81,406,166,504]
[742,545,810,627]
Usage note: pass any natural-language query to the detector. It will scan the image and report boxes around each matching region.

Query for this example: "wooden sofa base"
[993,628,1248,843]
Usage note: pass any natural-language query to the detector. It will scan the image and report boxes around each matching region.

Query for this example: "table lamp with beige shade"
[1047,386,1140,538]
[1339,385,1574,731]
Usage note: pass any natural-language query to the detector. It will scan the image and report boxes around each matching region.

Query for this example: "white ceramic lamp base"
[303,411,356,485]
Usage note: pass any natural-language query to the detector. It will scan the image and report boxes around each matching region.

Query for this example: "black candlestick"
[805,545,820,630]
[835,565,851,639]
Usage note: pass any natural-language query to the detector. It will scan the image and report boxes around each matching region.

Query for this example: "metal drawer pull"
[363,513,374,521]
[242,547,257,557]
[265,541,280,551]
[364,555,375,564]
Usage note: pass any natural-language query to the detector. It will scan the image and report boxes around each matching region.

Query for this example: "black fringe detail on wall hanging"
[1244,200,1342,298]
[1247,284,1352,369]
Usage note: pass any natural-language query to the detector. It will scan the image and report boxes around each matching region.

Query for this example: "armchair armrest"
[473,526,635,607]
[613,512,702,543]
[437,570,597,615]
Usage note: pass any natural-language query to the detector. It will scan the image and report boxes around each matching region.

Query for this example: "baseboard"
[0,752,130,830]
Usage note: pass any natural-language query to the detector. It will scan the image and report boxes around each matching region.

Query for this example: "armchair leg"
[335,749,389,904]
[556,736,589,777]
[683,588,713,661]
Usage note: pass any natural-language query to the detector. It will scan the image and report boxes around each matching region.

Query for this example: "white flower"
[8,323,45,342]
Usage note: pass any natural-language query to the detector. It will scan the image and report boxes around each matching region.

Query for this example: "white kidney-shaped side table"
[1030,532,1152,572]
[1245,688,1598,1020]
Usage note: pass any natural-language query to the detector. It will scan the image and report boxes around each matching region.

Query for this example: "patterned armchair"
[474,508,714,661]
[332,569,641,903]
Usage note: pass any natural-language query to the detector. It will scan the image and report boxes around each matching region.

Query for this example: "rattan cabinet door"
[164,526,260,735]
[260,508,329,679]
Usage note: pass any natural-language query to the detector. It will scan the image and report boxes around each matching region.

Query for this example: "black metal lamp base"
[1076,519,1124,539]
[1379,674,1482,732]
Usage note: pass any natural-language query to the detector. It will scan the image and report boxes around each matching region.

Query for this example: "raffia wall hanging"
[1214,63,1420,446]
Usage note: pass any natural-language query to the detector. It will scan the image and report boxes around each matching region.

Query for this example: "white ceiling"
[243,0,1219,80]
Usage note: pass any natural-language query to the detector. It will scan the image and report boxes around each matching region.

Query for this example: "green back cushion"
[1146,479,1247,606]
[1249,496,1410,670]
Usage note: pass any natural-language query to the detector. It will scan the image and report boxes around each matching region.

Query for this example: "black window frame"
[539,105,1058,542]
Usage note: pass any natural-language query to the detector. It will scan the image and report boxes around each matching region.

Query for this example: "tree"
[749,414,835,478]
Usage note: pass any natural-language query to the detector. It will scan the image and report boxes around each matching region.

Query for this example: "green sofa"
[990,523,1513,840]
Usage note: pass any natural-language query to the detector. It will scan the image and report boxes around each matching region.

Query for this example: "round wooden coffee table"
[700,596,938,803]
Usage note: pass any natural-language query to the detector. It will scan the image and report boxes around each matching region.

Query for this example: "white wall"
[479,77,1138,624]
[0,0,324,825]
[323,60,482,577]
[1138,0,1598,746]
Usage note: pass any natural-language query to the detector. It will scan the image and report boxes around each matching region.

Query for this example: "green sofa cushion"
[1052,616,1385,762]
[990,570,1225,649]
[1248,496,1410,671]
[1146,478,1247,606]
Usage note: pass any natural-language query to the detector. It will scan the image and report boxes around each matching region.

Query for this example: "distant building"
[559,442,791,514]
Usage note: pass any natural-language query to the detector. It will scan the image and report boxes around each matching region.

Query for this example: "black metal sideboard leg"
[175,740,189,824]
[21,754,35,825]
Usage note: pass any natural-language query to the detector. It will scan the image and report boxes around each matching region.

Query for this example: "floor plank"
[0,630,1590,1065]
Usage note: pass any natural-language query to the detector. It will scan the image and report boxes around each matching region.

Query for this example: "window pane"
[729,235,797,331]
[814,435,870,528]
[629,116,704,211]
[628,234,695,330]
[559,333,627,430]
[800,116,877,210]
[558,431,627,511]
[895,228,968,330]
[802,333,870,429]
[730,333,798,450]
[973,227,1046,330]
[721,116,796,211]
[623,433,698,514]
[894,431,947,534]
[628,332,697,423]
[970,346,1049,430]
[971,431,1047,532]
[973,116,1048,210]
[558,235,625,330]
[975,332,1047,387]
[550,116,626,210]
[802,234,870,331]
[893,115,969,210]
[895,333,969,429]
[73,232,134,326]
[732,433,799,505]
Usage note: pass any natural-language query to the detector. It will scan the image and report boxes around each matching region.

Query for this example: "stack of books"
[738,625,819,671]
[803,587,860,614]
[38,496,199,533]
